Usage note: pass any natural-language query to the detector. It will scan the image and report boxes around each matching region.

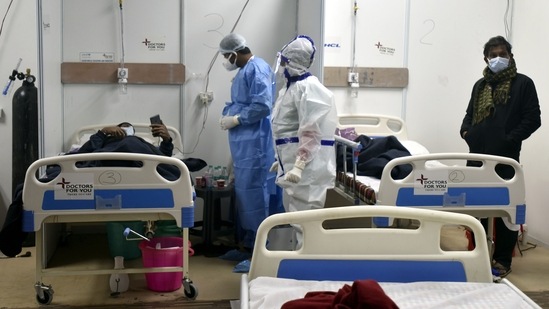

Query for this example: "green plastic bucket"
[106,221,144,260]
[153,220,182,237]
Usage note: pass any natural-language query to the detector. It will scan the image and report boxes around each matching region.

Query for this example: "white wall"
[511,0,549,247]
[41,0,183,154]
[324,0,547,246]
[324,0,408,117]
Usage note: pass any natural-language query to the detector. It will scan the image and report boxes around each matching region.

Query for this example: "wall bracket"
[61,62,185,85]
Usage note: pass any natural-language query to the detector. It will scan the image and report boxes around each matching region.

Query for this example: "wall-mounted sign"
[80,52,115,63]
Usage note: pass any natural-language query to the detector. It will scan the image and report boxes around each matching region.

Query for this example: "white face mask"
[222,53,238,71]
[487,57,509,73]
[121,126,134,136]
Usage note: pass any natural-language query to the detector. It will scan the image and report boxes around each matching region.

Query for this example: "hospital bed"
[65,122,189,238]
[240,206,541,308]
[332,114,526,227]
[21,153,197,305]
[333,114,430,205]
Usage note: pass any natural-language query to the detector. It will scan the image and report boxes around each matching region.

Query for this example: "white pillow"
[77,133,94,146]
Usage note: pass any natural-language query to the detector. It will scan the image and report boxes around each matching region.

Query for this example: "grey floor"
[0,226,548,308]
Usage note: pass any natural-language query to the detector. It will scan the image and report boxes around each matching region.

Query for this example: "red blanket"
[281,279,399,309]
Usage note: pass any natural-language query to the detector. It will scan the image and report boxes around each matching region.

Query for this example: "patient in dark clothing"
[0,122,205,257]
[54,121,182,180]
[75,122,174,156]
[337,135,413,179]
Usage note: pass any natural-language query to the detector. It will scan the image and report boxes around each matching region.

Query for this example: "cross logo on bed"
[56,178,71,189]
[416,174,428,185]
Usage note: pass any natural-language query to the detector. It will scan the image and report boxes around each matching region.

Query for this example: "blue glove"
[220,115,240,130]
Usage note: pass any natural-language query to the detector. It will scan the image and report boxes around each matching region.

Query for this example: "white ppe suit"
[271,36,337,213]
[272,76,337,212]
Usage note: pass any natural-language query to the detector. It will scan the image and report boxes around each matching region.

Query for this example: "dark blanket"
[73,136,207,174]
[0,184,27,257]
[337,135,412,179]
[71,136,181,180]
[281,279,400,309]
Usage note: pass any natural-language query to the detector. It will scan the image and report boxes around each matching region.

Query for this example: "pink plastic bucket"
[138,237,194,292]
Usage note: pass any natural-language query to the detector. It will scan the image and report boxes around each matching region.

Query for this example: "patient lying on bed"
[49,122,183,180]
[68,122,206,173]
[337,135,412,179]
[0,122,204,257]
[73,122,173,155]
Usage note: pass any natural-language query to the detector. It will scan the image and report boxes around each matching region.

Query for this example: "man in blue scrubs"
[218,33,278,271]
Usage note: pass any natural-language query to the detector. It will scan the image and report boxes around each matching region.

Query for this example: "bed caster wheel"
[35,283,54,305]
[183,279,198,300]
[184,284,198,300]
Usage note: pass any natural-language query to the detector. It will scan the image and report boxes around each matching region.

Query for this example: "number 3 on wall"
[202,13,225,49]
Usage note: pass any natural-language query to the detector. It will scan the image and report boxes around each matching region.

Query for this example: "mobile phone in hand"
[150,114,162,125]
[150,114,162,136]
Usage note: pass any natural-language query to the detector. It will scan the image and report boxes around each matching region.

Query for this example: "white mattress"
[400,140,430,156]
[248,277,537,309]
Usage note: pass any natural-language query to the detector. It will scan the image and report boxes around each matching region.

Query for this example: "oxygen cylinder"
[12,72,38,198]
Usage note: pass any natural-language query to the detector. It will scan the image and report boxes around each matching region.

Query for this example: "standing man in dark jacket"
[460,35,541,278]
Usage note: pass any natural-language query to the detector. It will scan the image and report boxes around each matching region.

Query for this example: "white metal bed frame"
[240,206,540,308]
[333,114,527,227]
[22,153,197,305]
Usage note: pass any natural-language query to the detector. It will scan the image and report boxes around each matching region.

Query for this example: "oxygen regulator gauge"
[25,75,36,83]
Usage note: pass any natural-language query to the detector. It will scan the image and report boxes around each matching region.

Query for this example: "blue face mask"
[488,57,509,73]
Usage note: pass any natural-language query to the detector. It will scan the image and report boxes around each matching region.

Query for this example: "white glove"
[220,115,240,130]
[284,159,306,183]
[269,161,279,173]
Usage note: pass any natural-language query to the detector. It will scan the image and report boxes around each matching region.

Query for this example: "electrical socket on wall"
[199,92,214,105]
[348,72,359,83]
[118,68,128,80]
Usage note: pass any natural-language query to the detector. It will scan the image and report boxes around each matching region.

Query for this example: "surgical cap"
[280,35,316,70]
[219,33,247,54]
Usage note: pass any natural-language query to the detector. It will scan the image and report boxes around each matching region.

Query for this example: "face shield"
[271,52,286,99]
[272,52,283,76]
